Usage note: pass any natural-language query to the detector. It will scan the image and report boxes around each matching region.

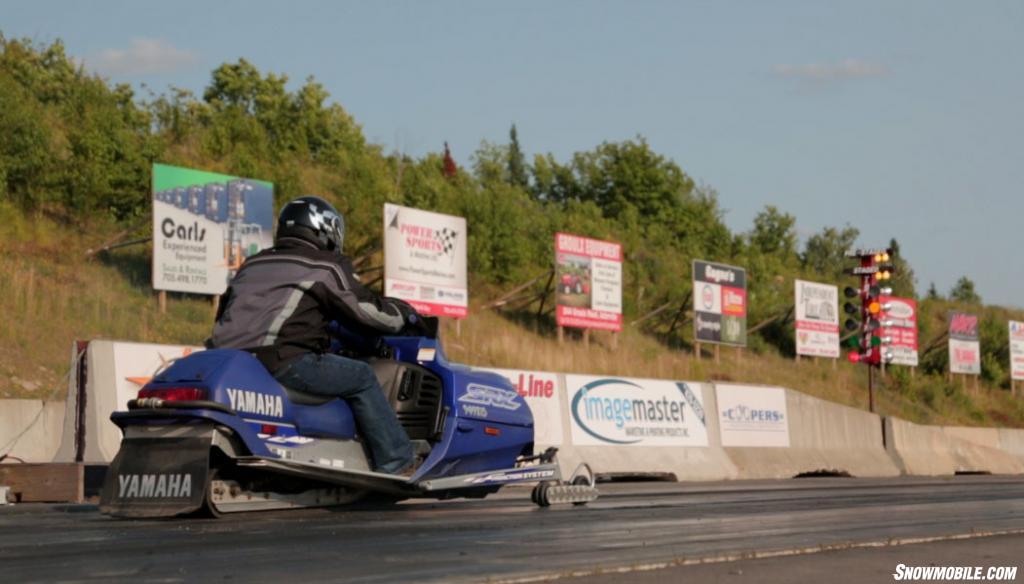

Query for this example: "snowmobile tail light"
[138,387,208,401]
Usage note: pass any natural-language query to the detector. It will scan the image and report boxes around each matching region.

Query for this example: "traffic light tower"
[843,247,896,413]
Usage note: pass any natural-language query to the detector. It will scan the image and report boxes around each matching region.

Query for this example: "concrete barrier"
[885,417,1024,475]
[36,339,1024,480]
[0,400,65,462]
[54,340,201,463]
[722,385,900,478]
[996,428,1024,465]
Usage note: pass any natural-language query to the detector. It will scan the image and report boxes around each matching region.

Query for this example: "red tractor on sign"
[560,273,590,295]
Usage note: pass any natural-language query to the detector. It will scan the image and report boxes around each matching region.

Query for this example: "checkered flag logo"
[435,227,458,262]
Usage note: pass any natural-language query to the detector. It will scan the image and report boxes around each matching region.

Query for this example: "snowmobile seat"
[281,384,336,406]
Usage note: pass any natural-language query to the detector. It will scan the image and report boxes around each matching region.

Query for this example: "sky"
[5,1,1023,307]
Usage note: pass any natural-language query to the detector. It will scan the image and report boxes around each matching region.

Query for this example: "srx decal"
[227,388,284,417]
[118,473,193,498]
[459,384,522,411]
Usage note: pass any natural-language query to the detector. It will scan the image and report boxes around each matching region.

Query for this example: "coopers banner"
[794,280,839,358]
[693,260,747,346]
[384,203,468,318]
[565,375,708,447]
[715,384,790,448]
[554,233,623,331]
[483,368,564,446]
[152,163,274,295]
[881,296,919,367]
[1010,321,1024,382]
[948,312,981,375]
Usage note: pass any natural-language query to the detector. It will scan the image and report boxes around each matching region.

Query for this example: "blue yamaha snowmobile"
[99,318,596,517]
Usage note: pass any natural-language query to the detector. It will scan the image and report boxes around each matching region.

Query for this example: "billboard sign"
[948,312,981,375]
[564,375,708,447]
[482,368,564,446]
[383,203,468,318]
[880,296,919,366]
[554,233,623,331]
[152,163,274,295]
[1010,321,1024,382]
[794,280,839,358]
[692,260,747,346]
[715,384,790,448]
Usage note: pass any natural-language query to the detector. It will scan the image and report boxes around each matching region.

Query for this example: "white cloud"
[89,38,198,76]
[774,59,887,82]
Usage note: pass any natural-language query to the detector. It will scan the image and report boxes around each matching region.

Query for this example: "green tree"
[507,124,528,189]
[801,225,859,281]
[749,206,797,257]
[886,238,916,298]
[949,276,981,304]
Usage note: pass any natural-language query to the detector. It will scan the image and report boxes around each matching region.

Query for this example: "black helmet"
[276,196,345,252]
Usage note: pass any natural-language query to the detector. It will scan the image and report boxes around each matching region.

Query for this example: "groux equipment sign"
[692,260,747,346]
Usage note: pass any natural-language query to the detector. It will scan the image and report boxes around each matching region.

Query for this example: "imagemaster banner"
[693,260,747,346]
[565,375,708,447]
[152,163,274,295]
[794,279,839,358]
[948,311,981,375]
[384,203,468,318]
[555,232,623,331]
[1010,321,1024,382]
[483,368,564,446]
[715,384,790,448]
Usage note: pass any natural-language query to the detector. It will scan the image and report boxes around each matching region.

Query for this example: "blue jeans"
[274,353,414,474]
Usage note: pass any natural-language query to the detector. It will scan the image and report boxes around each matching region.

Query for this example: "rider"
[208,195,416,475]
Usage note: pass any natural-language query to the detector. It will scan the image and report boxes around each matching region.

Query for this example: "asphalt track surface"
[2,476,1023,583]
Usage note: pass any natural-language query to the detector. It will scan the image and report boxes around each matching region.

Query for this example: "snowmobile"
[99,317,597,517]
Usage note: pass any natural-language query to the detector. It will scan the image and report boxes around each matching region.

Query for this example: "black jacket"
[209,238,409,372]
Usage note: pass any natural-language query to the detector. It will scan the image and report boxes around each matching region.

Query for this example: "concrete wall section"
[885,417,1024,475]
[723,385,900,478]
[0,400,66,463]
[996,428,1024,465]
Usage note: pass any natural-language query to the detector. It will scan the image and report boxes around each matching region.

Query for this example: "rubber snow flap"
[99,425,214,518]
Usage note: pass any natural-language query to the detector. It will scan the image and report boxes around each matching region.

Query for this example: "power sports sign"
[554,233,623,331]
[384,203,468,318]
[565,375,708,447]
[794,279,839,358]
[692,260,747,346]
[1009,321,1024,382]
[948,312,981,375]
[152,163,274,295]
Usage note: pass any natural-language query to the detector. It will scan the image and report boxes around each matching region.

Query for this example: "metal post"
[868,365,876,413]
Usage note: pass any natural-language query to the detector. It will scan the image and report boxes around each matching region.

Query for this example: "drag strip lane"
[1,476,1022,583]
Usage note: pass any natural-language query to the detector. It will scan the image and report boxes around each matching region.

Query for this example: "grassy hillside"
[3,207,1023,429]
